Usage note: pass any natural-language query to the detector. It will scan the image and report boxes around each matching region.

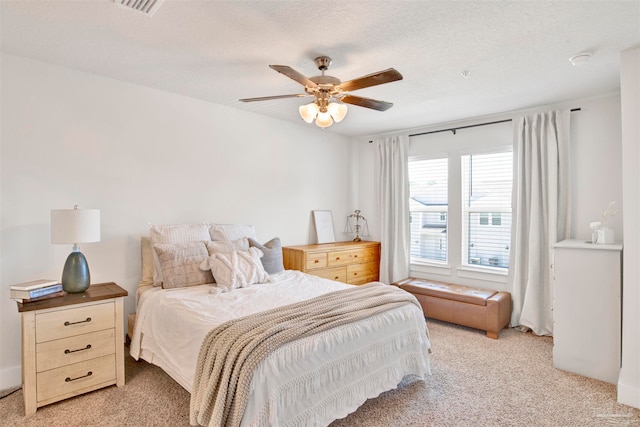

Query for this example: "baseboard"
[0,365,22,392]
[618,380,640,409]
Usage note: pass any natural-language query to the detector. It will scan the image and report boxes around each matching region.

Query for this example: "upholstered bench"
[393,277,512,339]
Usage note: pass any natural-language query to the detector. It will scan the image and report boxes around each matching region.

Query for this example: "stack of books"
[10,279,64,303]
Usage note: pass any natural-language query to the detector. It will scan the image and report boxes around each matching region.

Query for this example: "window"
[462,151,513,269]
[409,157,448,263]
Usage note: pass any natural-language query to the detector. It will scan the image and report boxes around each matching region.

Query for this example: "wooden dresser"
[17,282,128,415]
[282,241,380,285]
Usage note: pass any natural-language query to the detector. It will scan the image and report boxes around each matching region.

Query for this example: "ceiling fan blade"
[339,68,403,92]
[341,95,394,111]
[269,65,318,88]
[239,94,309,102]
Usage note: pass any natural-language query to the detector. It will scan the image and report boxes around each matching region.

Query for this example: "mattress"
[129,270,430,426]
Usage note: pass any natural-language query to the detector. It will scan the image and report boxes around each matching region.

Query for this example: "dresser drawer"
[36,301,115,343]
[313,267,347,282]
[36,328,116,372]
[347,262,379,285]
[328,248,369,267]
[36,353,116,403]
[305,252,327,270]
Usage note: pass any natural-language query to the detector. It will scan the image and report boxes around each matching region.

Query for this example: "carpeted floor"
[2,319,639,426]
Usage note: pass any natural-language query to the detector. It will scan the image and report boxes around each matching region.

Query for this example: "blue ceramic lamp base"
[62,250,91,293]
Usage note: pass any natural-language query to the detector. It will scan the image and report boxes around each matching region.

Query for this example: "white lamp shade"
[299,102,319,123]
[51,208,101,244]
[328,102,348,123]
[315,111,334,128]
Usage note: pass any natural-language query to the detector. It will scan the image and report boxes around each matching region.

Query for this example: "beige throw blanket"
[189,281,421,427]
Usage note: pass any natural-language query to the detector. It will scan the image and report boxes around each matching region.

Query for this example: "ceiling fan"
[239,56,403,128]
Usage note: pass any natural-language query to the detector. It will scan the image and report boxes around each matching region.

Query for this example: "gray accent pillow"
[248,237,284,274]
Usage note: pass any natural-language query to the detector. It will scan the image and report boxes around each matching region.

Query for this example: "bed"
[129,223,431,427]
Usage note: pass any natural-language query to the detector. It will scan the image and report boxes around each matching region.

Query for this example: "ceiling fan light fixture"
[328,102,348,123]
[299,102,319,123]
[244,56,402,130]
[315,111,334,128]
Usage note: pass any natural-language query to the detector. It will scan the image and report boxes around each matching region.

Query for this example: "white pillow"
[205,238,249,255]
[149,223,211,286]
[200,247,269,292]
[209,224,257,241]
[154,241,213,289]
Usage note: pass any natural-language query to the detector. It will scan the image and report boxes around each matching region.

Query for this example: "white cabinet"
[552,239,622,384]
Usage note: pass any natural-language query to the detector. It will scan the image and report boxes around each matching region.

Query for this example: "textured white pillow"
[200,247,269,292]
[154,241,213,289]
[149,223,211,286]
[209,224,257,241]
[205,238,249,256]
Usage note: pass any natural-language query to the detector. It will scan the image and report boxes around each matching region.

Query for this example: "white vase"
[597,228,615,244]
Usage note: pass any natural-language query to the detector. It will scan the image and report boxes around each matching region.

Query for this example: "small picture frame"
[313,210,335,244]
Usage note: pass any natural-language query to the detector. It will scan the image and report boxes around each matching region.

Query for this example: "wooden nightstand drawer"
[313,267,347,282]
[305,252,327,270]
[36,301,114,343]
[36,353,116,403]
[36,328,116,372]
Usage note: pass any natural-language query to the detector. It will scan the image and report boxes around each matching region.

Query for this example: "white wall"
[356,94,624,293]
[0,54,353,389]
[618,47,640,409]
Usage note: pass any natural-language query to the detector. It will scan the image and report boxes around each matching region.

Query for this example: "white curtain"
[374,135,410,284]
[510,110,571,335]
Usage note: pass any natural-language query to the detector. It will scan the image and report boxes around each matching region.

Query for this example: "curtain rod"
[368,108,581,142]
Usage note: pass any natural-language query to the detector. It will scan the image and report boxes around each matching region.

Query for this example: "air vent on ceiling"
[113,0,165,16]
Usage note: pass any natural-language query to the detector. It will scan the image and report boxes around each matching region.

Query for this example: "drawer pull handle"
[65,371,92,382]
[314,260,319,264]
[336,257,340,260]
[353,255,358,258]
[65,344,92,354]
[64,317,92,326]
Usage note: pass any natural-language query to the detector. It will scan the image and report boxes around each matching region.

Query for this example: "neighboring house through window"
[408,124,513,279]
[461,150,513,269]
[409,157,448,263]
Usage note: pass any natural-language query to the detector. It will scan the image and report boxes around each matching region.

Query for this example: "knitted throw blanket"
[189,281,420,427]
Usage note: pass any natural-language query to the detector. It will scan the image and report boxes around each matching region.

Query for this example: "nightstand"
[282,241,380,285]
[16,282,128,415]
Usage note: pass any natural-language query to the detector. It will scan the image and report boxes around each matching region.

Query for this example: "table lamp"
[51,206,101,293]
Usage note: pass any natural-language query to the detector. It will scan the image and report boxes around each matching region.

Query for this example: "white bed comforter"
[130,270,430,427]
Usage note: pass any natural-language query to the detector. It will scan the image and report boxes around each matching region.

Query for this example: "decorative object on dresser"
[312,210,335,244]
[16,282,128,415]
[51,205,101,293]
[282,240,380,285]
[344,209,370,241]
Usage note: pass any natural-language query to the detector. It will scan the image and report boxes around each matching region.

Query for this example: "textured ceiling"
[1,0,638,137]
